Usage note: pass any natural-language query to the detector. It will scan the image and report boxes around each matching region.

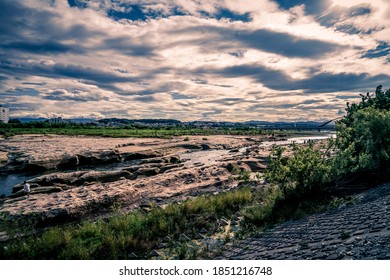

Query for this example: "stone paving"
[217,183,390,260]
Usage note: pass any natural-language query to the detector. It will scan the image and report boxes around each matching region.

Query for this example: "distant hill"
[10,117,335,129]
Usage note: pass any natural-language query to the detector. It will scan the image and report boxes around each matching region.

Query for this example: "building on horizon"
[0,105,9,123]
[46,117,65,124]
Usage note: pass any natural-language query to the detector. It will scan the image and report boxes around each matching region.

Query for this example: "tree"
[334,85,390,179]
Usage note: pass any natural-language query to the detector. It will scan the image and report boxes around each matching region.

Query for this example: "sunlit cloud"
[0,0,389,122]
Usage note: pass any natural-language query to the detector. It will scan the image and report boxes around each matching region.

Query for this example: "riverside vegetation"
[0,123,289,139]
[0,86,389,259]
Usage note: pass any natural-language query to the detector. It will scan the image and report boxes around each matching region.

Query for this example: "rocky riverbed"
[0,134,276,226]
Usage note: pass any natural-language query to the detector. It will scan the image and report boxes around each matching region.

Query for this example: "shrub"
[334,86,390,179]
[265,85,390,196]
[264,143,332,198]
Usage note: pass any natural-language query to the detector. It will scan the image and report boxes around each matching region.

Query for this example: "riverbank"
[0,133,283,225]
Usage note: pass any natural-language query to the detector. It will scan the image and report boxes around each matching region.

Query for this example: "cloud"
[209,63,390,93]
[41,88,110,102]
[0,0,389,122]
[2,41,81,55]
[361,41,390,59]
[234,28,344,58]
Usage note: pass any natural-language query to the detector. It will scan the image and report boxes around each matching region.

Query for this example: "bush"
[265,85,390,196]
[334,86,390,179]
[264,143,332,198]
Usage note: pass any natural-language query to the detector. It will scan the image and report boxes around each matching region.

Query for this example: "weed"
[340,231,350,240]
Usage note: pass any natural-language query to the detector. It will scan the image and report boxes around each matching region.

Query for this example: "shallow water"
[261,133,335,147]
[0,173,36,196]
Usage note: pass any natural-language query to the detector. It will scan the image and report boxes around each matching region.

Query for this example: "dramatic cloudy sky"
[1,0,389,121]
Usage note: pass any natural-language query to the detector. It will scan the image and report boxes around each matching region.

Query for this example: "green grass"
[0,183,338,259]
[0,188,253,259]
[0,126,305,138]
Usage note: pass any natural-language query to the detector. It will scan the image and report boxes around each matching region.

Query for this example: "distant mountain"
[16,117,48,123]
[98,118,182,124]
[12,117,96,123]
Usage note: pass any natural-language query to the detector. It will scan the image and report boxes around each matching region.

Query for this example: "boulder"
[22,163,47,173]
[135,168,159,177]
[75,170,132,185]
[168,155,180,164]
[31,186,63,195]
[57,154,79,169]
[225,162,251,173]
[0,152,7,163]
[28,171,88,187]
[139,158,165,164]
[180,144,202,150]
[76,150,121,166]
[239,160,267,172]
[121,151,162,161]
[160,164,182,173]
[201,144,211,150]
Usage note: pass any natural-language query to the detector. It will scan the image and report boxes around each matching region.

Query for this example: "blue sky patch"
[108,5,148,21]
[67,0,87,9]
[214,8,251,22]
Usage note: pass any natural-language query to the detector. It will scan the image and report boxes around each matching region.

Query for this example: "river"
[0,133,335,197]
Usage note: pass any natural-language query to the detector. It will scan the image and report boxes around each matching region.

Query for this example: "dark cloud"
[191,78,208,84]
[335,24,378,35]
[229,50,246,58]
[205,97,244,105]
[22,82,47,86]
[5,88,41,97]
[301,99,322,105]
[212,84,233,88]
[179,26,345,58]
[0,60,139,86]
[2,41,80,55]
[202,108,224,118]
[361,41,390,59]
[171,93,195,100]
[42,89,109,102]
[0,0,101,58]
[234,29,344,58]
[280,72,390,93]
[336,94,361,100]
[133,95,158,102]
[8,102,41,112]
[348,5,373,17]
[204,64,390,93]
[296,104,341,110]
[117,81,188,97]
[102,37,156,57]
[190,76,232,88]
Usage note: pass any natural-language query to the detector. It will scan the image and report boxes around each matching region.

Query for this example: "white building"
[0,105,9,123]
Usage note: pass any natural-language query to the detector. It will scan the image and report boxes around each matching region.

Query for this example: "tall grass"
[0,188,253,259]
